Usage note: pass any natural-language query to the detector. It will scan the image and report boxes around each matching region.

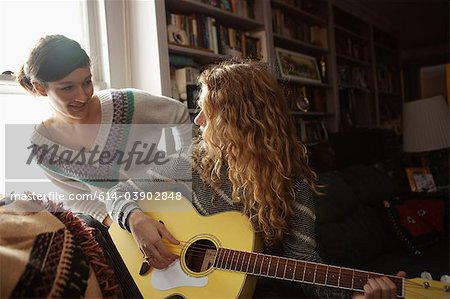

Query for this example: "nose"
[76,85,92,103]
[194,110,205,126]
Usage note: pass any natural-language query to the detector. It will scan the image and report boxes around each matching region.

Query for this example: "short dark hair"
[17,35,91,95]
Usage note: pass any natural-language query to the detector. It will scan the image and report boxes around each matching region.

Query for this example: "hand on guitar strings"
[352,271,406,299]
[127,209,180,269]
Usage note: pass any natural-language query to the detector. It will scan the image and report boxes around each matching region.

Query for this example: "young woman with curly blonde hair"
[192,60,316,247]
[108,60,402,298]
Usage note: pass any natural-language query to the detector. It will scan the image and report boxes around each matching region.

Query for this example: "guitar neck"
[214,248,404,297]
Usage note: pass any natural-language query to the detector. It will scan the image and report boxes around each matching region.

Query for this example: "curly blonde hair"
[193,60,317,247]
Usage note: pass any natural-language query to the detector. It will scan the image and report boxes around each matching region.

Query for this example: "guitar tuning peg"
[420,271,433,280]
[440,275,450,283]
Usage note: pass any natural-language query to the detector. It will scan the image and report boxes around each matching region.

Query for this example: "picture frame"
[405,167,437,192]
[275,47,322,84]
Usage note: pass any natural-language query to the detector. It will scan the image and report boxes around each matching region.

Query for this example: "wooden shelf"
[334,25,368,41]
[290,111,334,117]
[278,78,332,88]
[155,1,404,135]
[378,91,401,97]
[168,44,228,64]
[165,0,264,31]
[374,43,398,54]
[336,54,370,66]
[271,0,327,25]
[339,84,371,93]
[273,33,329,54]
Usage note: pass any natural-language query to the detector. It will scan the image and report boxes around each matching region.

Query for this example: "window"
[0,0,89,80]
[0,0,106,195]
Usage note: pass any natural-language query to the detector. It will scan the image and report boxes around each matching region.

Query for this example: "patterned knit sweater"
[106,153,352,298]
[29,88,191,222]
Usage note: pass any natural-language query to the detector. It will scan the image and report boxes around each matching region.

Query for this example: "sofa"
[309,129,449,281]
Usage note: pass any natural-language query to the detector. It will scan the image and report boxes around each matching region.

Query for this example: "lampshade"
[403,95,449,152]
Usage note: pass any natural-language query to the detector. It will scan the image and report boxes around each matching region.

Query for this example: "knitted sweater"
[106,154,352,298]
[30,88,191,222]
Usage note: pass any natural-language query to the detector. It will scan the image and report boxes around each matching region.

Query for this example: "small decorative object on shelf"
[275,47,321,84]
[285,84,327,113]
[295,87,310,112]
[406,167,438,193]
[319,56,327,82]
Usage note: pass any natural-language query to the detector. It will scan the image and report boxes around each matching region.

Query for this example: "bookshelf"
[332,6,377,131]
[373,27,402,134]
[270,0,335,144]
[164,0,267,104]
[149,0,402,143]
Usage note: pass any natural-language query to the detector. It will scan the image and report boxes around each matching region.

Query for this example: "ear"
[32,81,48,96]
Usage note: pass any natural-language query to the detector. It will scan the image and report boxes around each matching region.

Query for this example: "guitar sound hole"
[184,239,217,273]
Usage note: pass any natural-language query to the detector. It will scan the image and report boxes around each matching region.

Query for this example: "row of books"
[167,13,262,58]
[172,67,200,101]
[295,119,328,145]
[376,67,400,94]
[335,32,370,62]
[272,9,328,49]
[200,0,255,18]
[338,64,369,89]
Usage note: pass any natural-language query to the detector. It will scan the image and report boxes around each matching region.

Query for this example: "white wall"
[104,0,169,95]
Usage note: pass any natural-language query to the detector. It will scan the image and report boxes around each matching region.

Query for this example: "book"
[310,26,328,49]
[175,67,200,100]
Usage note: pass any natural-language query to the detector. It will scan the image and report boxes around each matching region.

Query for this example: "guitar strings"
[144,242,447,296]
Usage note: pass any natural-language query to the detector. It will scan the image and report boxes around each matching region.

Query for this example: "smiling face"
[34,67,95,123]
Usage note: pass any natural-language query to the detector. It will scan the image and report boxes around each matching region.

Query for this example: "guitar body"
[109,198,261,299]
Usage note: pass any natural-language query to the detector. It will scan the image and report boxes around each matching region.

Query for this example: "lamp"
[403,95,449,191]
[403,95,449,153]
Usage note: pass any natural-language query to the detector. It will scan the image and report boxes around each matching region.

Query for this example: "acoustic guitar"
[109,197,449,299]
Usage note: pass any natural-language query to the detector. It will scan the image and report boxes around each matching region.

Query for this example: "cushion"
[316,205,387,267]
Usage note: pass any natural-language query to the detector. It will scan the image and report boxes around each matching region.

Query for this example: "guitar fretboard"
[214,248,404,296]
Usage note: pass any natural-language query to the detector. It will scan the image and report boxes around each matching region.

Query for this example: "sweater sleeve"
[282,181,353,299]
[106,152,193,231]
[130,89,192,152]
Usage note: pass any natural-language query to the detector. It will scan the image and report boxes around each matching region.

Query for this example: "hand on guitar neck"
[352,271,406,299]
[127,209,180,269]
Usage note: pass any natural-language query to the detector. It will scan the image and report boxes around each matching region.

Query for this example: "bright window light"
[0,0,88,75]
[0,0,91,195]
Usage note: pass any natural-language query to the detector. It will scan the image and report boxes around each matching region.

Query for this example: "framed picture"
[405,167,437,192]
[275,47,322,84]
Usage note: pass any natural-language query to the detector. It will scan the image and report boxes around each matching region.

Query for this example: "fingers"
[380,276,397,298]
[141,240,177,269]
[154,239,178,260]
[363,277,397,299]
[129,214,179,270]
[160,227,180,245]
[367,278,382,299]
